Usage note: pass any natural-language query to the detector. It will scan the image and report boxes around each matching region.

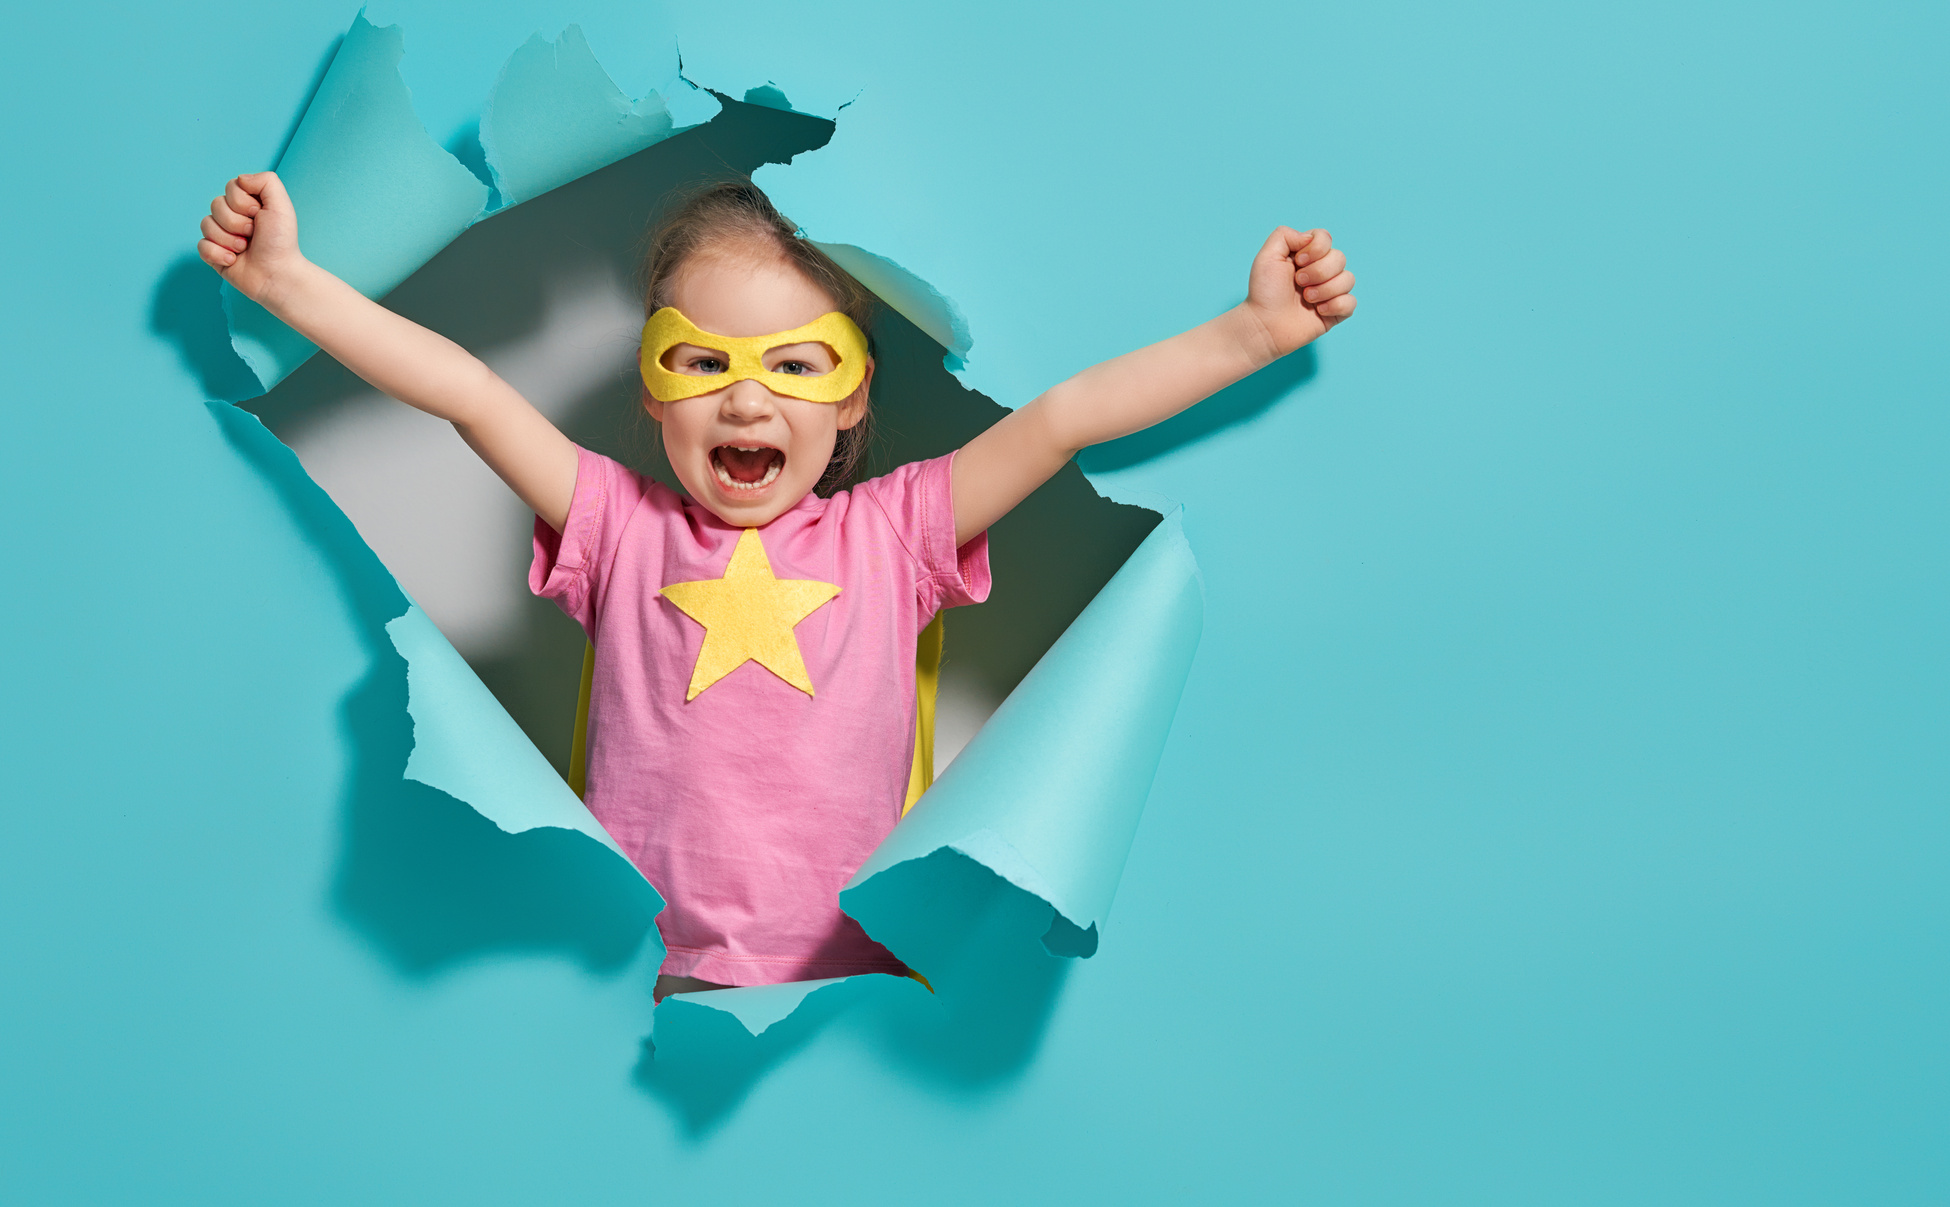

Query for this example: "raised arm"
[951,226,1356,544]
[198,172,579,531]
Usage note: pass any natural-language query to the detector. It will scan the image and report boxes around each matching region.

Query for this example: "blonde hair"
[642,181,877,494]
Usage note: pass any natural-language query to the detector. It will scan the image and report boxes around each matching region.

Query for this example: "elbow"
[1023,388,1092,461]
[443,359,508,431]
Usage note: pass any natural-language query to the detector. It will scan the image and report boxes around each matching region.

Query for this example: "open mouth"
[711,445,785,492]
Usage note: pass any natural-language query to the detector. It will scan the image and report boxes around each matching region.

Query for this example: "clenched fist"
[197,172,305,307]
[1243,226,1357,357]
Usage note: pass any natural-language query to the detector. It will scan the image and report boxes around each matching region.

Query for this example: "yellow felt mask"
[638,307,870,404]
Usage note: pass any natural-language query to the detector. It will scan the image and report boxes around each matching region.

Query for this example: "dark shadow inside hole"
[171,93,1159,1130]
[858,305,1161,713]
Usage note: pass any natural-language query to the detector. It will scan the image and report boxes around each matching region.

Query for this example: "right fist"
[197,172,302,303]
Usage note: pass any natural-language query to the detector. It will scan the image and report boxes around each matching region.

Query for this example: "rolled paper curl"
[639,307,870,404]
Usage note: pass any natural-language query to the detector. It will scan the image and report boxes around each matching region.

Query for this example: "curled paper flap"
[387,606,631,861]
[841,510,1203,947]
[480,26,720,209]
[223,14,490,392]
[223,15,705,394]
[811,241,973,370]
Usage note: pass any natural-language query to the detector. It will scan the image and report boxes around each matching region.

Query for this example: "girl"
[198,175,1356,998]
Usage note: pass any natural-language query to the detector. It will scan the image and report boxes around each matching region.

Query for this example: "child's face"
[645,250,871,527]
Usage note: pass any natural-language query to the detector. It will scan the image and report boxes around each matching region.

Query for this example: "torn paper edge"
[222,13,490,394]
[811,241,973,371]
[839,512,1204,961]
[386,605,626,855]
[656,976,847,1038]
[479,24,721,210]
[226,13,715,395]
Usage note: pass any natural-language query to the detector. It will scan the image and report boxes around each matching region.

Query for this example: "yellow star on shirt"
[658,527,841,700]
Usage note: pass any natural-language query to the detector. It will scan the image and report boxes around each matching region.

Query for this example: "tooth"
[711,453,780,491]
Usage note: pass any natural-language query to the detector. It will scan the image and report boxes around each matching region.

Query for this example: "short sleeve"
[858,452,992,618]
[529,446,654,633]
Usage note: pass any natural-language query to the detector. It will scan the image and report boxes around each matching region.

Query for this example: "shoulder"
[846,453,954,514]
[837,454,958,560]
[572,446,684,514]
[556,448,697,572]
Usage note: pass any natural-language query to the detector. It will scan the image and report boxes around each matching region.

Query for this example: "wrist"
[256,254,323,317]
[1222,303,1283,370]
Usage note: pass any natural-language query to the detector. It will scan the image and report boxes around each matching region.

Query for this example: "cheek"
[789,413,842,462]
[657,407,711,460]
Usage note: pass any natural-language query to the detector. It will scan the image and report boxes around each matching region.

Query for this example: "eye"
[687,356,727,375]
[765,343,836,377]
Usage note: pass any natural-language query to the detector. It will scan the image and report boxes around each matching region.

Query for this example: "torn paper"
[812,241,974,371]
[224,15,714,394]
[223,13,1203,1050]
[841,511,1203,959]
[388,605,631,857]
[223,15,489,393]
[481,25,718,209]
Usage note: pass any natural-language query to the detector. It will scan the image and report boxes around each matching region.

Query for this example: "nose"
[719,379,777,422]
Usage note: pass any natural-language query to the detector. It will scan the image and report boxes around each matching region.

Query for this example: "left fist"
[1245,226,1356,356]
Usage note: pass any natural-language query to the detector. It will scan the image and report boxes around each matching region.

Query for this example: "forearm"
[261,259,501,426]
[260,258,578,530]
[950,225,1353,544]
[201,172,578,528]
[1031,305,1277,454]
[951,306,1275,542]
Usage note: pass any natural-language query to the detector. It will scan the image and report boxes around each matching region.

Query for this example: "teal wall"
[2,0,1944,1201]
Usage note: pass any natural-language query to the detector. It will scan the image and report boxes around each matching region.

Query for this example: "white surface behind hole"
[283,268,641,654]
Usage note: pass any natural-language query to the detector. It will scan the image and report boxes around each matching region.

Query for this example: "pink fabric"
[531,447,990,985]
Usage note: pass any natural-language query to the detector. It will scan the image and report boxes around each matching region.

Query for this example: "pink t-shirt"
[531,447,991,986]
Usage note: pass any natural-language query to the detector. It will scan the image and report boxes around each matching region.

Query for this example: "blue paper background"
[3,0,1946,1202]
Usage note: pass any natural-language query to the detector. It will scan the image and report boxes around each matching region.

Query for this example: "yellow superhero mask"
[638,307,870,405]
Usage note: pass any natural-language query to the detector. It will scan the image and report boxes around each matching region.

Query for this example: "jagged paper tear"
[386,606,631,858]
[662,976,852,1038]
[223,14,1203,1046]
[222,12,717,394]
[481,25,717,209]
[812,241,973,371]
